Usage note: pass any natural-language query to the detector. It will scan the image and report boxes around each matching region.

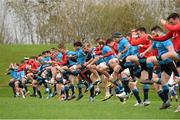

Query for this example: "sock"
[69,84,75,95]
[143,84,150,101]
[13,88,16,96]
[84,81,89,89]
[147,62,154,80]
[60,87,65,95]
[179,84,180,94]
[122,80,131,94]
[115,84,125,94]
[109,87,112,94]
[25,86,28,92]
[43,82,48,89]
[90,86,94,97]
[165,58,179,77]
[132,89,142,103]
[162,84,169,103]
[118,84,125,92]
[77,82,82,95]
[157,90,165,103]
[64,86,69,99]
[125,62,135,79]
[33,86,36,95]
[49,88,52,95]
[37,90,42,98]
[54,84,57,93]
[115,87,120,94]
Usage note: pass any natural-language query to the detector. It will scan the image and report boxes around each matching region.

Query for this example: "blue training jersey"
[102,45,115,64]
[41,56,51,62]
[10,68,18,79]
[66,50,77,66]
[126,45,139,56]
[152,39,173,56]
[75,48,86,64]
[56,52,63,62]
[118,37,130,59]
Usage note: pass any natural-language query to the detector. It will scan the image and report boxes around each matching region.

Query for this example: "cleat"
[160,103,166,109]
[89,97,95,102]
[25,91,30,96]
[68,94,76,100]
[116,91,127,98]
[143,100,151,106]
[30,94,37,97]
[93,80,101,85]
[47,93,53,99]
[76,94,83,101]
[22,95,25,99]
[160,101,171,109]
[175,105,180,112]
[95,90,101,96]
[59,94,65,101]
[101,94,113,101]
[52,92,57,97]
[44,88,49,94]
[134,102,143,106]
[118,97,126,104]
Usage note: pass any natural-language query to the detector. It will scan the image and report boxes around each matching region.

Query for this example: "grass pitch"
[0,45,179,119]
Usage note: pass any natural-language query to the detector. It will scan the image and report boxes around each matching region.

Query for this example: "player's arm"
[140,45,153,57]
[102,51,114,58]
[164,23,180,31]
[131,36,146,46]
[121,44,130,54]
[153,31,173,42]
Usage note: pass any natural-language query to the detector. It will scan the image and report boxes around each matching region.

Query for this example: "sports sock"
[147,62,154,80]
[132,88,142,103]
[143,84,150,101]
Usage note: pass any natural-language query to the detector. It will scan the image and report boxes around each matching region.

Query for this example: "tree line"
[0,0,179,44]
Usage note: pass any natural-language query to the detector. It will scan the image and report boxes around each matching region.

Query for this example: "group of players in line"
[7,13,180,112]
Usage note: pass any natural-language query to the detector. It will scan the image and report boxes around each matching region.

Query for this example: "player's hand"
[117,53,121,58]
[139,52,145,58]
[83,62,88,67]
[147,34,154,41]
[86,64,91,68]
[161,19,166,25]
[99,55,104,58]
[138,44,143,47]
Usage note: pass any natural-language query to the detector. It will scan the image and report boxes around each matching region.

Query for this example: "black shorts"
[119,58,127,70]
[18,81,23,88]
[138,56,147,71]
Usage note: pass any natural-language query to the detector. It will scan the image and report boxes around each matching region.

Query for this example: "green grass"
[0,45,179,119]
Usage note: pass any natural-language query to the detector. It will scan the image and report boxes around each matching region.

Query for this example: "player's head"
[73,41,83,51]
[136,27,146,36]
[106,38,114,47]
[151,25,163,37]
[45,50,51,57]
[83,43,92,53]
[58,43,66,53]
[97,39,105,49]
[167,13,180,25]
[112,32,123,42]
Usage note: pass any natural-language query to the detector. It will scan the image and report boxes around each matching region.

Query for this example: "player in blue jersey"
[7,63,19,97]
[140,26,176,109]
